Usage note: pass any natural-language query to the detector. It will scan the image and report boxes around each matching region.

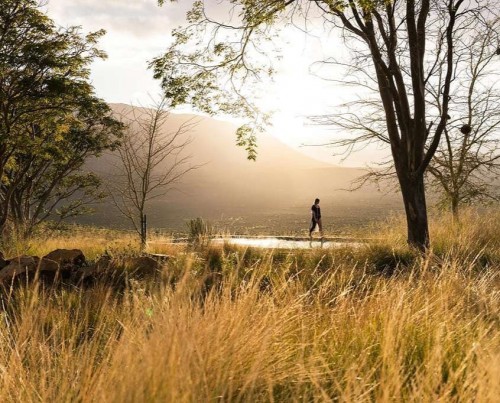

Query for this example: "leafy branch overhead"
[152,0,289,160]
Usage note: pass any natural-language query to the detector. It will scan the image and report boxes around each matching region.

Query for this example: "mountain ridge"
[79,104,402,233]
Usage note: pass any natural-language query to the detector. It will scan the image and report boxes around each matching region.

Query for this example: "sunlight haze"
[45,0,388,167]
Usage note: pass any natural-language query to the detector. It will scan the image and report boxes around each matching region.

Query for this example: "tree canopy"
[0,0,123,237]
[154,0,500,249]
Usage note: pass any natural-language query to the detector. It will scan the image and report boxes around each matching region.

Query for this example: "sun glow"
[45,0,387,167]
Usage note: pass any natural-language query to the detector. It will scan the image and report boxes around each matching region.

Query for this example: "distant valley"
[79,104,403,235]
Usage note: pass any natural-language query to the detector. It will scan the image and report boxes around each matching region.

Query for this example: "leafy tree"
[153,0,499,249]
[6,98,122,236]
[0,0,123,236]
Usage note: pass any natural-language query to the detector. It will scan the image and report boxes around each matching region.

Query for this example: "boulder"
[0,263,28,285]
[0,255,60,285]
[43,249,86,267]
[0,251,9,270]
[120,256,161,276]
[73,254,110,284]
[78,255,162,285]
[0,250,165,288]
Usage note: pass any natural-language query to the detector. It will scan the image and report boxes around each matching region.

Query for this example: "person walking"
[309,198,324,246]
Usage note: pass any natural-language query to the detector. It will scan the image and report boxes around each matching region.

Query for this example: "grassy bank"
[0,210,499,402]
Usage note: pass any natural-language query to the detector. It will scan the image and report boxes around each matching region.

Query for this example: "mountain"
[80,104,402,234]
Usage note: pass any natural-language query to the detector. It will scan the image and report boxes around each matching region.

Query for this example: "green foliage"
[0,0,123,237]
[153,0,277,160]
[152,0,388,160]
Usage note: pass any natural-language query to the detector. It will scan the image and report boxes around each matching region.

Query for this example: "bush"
[187,217,214,246]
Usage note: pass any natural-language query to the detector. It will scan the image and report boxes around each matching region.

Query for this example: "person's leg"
[309,220,315,246]
[309,220,315,235]
[318,219,324,246]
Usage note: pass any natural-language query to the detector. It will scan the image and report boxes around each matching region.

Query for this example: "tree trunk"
[451,196,460,222]
[399,174,430,250]
[140,213,147,250]
[0,192,12,239]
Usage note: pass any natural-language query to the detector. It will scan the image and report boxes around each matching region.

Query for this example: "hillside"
[81,104,402,233]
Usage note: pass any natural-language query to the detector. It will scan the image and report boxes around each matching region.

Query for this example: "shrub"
[187,217,214,246]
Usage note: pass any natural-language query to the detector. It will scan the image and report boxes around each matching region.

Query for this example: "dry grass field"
[0,209,498,402]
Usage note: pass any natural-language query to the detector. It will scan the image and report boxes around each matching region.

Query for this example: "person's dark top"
[311,204,321,221]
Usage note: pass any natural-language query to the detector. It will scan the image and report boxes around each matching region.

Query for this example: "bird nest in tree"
[460,124,472,134]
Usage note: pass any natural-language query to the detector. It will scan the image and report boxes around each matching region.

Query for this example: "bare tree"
[427,17,500,218]
[110,100,198,248]
[314,13,500,220]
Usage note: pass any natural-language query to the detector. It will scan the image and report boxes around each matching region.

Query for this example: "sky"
[44,0,389,167]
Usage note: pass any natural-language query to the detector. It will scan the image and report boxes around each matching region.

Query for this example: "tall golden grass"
[0,209,498,402]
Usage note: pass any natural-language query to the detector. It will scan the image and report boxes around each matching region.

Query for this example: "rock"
[43,249,86,267]
[77,255,162,285]
[95,255,112,271]
[119,256,161,277]
[73,254,110,284]
[0,251,9,270]
[0,250,165,288]
[0,256,35,283]
[0,255,60,285]
[6,255,38,270]
[42,258,59,272]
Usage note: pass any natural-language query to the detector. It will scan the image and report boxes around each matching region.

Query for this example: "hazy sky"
[44,0,388,167]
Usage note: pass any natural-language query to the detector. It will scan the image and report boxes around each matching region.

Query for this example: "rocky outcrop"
[78,255,162,284]
[0,249,166,288]
[43,249,86,267]
[0,255,60,285]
